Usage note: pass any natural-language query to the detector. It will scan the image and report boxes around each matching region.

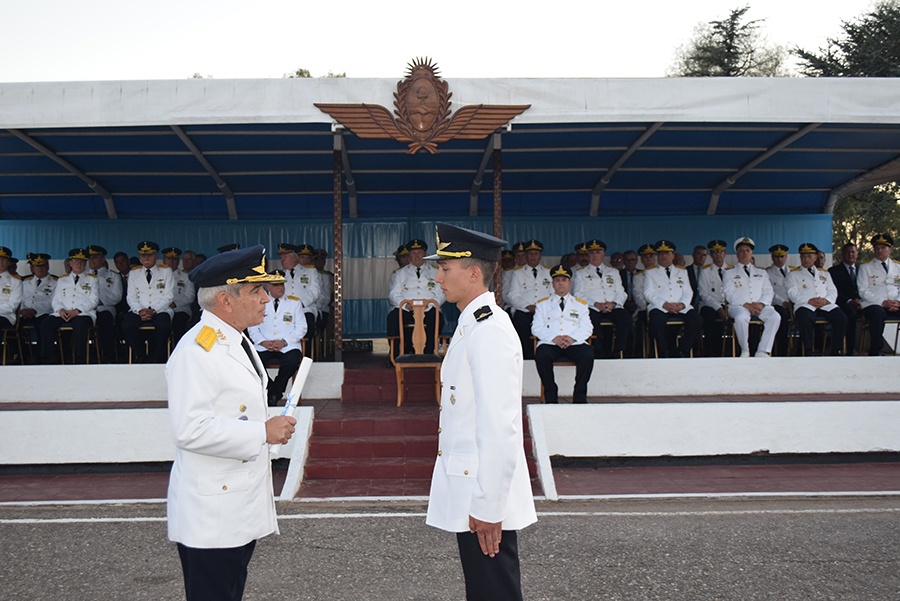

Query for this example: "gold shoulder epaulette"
[22,275,33,281]
[131,265,143,271]
[790,266,801,271]
[726,263,734,268]
[674,265,686,270]
[576,297,588,305]
[513,265,524,271]
[893,259,900,265]
[159,264,171,269]
[646,265,658,270]
[725,265,735,270]
[859,259,872,265]
[11,274,22,280]
[287,295,299,301]
[536,297,549,304]
[195,326,217,352]
[636,269,643,274]
[50,274,59,280]
[702,264,712,270]
[86,273,98,278]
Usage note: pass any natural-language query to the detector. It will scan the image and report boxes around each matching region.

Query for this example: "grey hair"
[197,283,246,311]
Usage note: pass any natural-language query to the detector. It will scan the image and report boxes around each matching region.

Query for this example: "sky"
[0,0,879,82]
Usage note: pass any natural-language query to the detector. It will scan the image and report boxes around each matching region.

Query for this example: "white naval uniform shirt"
[20,274,58,318]
[127,264,176,317]
[723,263,774,307]
[531,293,593,346]
[500,267,518,310]
[0,271,23,325]
[766,264,793,307]
[698,263,732,310]
[507,264,553,312]
[572,263,627,310]
[51,272,100,322]
[388,263,445,310]
[858,258,900,309]
[642,265,692,313]
[786,266,839,312]
[283,265,321,316]
[315,269,333,315]
[90,266,123,317]
[170,268,196,318]
[247,294,307,354]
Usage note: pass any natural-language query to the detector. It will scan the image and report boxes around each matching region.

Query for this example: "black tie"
[290,268,295,279]
[883,262,889,273]
[73,275,79,285]
[596,267,602,277]
[809,267,815,276]
[533,267,538,278]
[780,267,785,278]
[416,267,421,279]
[240,336,262,379]
[850,265,856,279]
[665,267,670,278]
[718,267,723,281]
[36,278,41,287]
[559,297,565,312]
[146,269,152,284]
[744,266,750,277]
[274,298,279,312]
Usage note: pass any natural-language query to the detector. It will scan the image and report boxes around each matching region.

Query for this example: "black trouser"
[172,311,192,346]
[511,310,536,359]
[177,540,256,601]
[456,530,523,601]
[794,306,847,355]
[257,348,303,405]
[588,308,632,357]
[39,315,93,363]
[648,309,702,358]
[837,302,862,355]
[862,304,900,355]
[386,307,443,354]
[303,312,316,345]
[534,343,594,403]
[771,304,791,356]
[121,311,172,363]
[95,310,117,363]
[699,306,726,357]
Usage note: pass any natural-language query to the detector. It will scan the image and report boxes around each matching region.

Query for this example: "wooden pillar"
[492,133,503,305]
[333,134,344,362]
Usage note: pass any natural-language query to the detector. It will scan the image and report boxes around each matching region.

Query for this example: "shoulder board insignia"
[701,264,712,270]
[790,266,801,271]
[893,259,900,265]
[674,265,686,270]
[50,274,59,280]
[512,265,524,271]
[817,267,828,271]
[22,275,33,281]
[726,264,734,268]
[11,274,22,280]
[474,306,493,322]
[576,297,588,305]
[636,269,643,274]
[131,265,143,271]
[646,265,658,270]
[536,297,549,304]
[287,295,299,301]
[159,264,170,269]
[86,273,98,278]
[725,266,735,270]
[195,326,217,352]
[859,259,872,264]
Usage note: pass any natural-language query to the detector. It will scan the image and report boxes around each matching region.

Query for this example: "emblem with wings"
[315,58,530,155]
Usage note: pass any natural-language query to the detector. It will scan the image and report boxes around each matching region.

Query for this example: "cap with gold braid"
[574,242,588,255]
[0,246,13,259]
[27,253,51,266]
[524,239,544,252]
[549,264,573,279]
[189,245,285,288]
[217,243,240,253]
[872,233,894,248]
[162,247,182,259]
[296,244,315,256]
[638,243,656,256]
[798,242,819,254]
[137,241,160,255]
[68,248,89,261]
[584,239,607,252]
[512,242,526,253]
[707,240,727,252]
[768,244,788,257]
[734,237,755,252]
[424,223,506,262]
[502,249,514,260]
[654,240,676,253]
[87,245,108,257]
[394,245,409,258]
[277,243,297,255]
[406,239,428,252]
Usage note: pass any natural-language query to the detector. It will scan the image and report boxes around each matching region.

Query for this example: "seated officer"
[765,244,793,355]
[697,240,732,356]
[19,254,58,350]
[87,245,123,363]
[502,242,526,314]
[314,248,334,333]
[248,271,306,406]
[387,239,445,354]
[643,240,701,358]
[573,243,590,270]
[724,237,780,358]
[532,265,594,404]
[499,249,516,311]
[0,246,23,331]
[858,234,900,355]
[39,248,99,364]
[507,240,553,359]
[122,241,175,363]
[571,239,631,358]
[281,243,320,341]
[829,242,863,354]
[161,247,196,345]
[786,243,846,355]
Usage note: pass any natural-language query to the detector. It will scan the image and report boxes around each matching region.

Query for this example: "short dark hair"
[113,251,128,260]
[842,242,857,251]
[459,257,497,287]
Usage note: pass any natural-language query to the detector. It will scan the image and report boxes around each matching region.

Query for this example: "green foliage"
[668,5,788,77]
[794,1,900,77]
[832,183,900,262]
[284,69,346,78]
[190,73,213,79]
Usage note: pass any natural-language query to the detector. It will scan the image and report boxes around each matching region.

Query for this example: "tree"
[668,6,789,77]
[190,73,213,79]
[794,1,900,77]
[284,68,346,78]
[832,183,900,261]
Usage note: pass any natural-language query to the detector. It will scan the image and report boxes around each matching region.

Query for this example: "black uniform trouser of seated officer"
[534,342,594,403]
[39,314,94,363]
[837,302,862,355]
[648,309,702,358]
[121,311,172,363]
[95,310,117,363]
[177,540,255,601]
[457,529,523,601]
[699,306,726,357]
[386,307,444,355]
[588,307,632,357]
[794,306,847,355]
[172,311,192,346]
[862,304,900,355]
[257,348,303,406]
[771,304,791,356]
[511,310,536,359]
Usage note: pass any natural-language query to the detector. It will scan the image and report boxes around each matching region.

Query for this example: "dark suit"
[686,263,702,308]
[829,263,862,354]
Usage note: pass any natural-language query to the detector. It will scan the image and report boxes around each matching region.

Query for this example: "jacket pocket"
[198,470,250,495]
[445,453,478,478]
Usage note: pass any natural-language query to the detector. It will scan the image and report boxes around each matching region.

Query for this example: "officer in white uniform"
[765,244,793,355]
[858,233,900,355]
[39,248,99,364]
[425,223,536,601]
[18,254,57,352]
[161,247,196,345]
[786,242,846,355]
[571,239,631,358]
[167,245,295,601]
[723,237,781,358]
[86,245,123,363]
[247,270,307,406]
[499,249,516,311]
[389,244,411,290]
[643,240,702,358]
[313,248,333,333]
[0,246,23,330]
[533,264,594,403]
[697,240,732,356]
[501,242,526,314]
[387,239,445,354]
[280,243,320,342]
[122,241,175,363]
[507,239,553,359]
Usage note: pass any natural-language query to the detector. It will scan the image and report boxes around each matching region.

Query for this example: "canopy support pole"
[338,130,358,218]
[590,122,663,216]
[708,123,821,215]
[7,128,118,219]
[492,133,503,304]
[170,125,237,220]
[470,135,496,216]
[333,133,344,362]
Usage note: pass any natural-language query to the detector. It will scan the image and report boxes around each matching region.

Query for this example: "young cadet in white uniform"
[387,239,445,354]
[122,241,175,363]
[39,248,99,364]
[161,247,196,345]
[533,264,594,403]
[87,245,123,363]
[18,253,57,341]
[291,244,322,339]
[723,237,781,358]
[643,240,702,358]
[858,233,900,355]
[167,245,296,601]
[571,239,631,358]
[786,242,846,355]
[507,239,552,360]
[765,244,793,355]
[426,223,536,601]
[697,240,732,356]
[0,246,23,330]
[247,270,307,406]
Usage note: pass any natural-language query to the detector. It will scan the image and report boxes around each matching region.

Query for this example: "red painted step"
[342,368,440,403]
[305,456,437,480]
